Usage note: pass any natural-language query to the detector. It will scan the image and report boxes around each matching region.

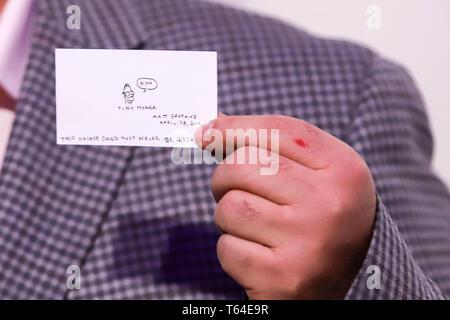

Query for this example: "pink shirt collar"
[0,0,37,170]
[0,0,37,99]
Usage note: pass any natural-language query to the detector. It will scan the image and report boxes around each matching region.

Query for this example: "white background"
[210,0,450,187]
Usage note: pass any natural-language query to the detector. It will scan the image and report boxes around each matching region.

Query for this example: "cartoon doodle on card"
[122,83,135,104]
[137,77,158,92]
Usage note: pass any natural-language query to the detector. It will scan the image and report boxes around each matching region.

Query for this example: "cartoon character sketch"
[122,83,135,104]
[136,77,158,92]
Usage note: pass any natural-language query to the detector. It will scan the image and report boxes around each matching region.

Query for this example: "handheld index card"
[55,49,217,148]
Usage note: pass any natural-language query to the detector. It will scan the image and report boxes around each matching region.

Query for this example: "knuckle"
[211,163,231,189]
[211,164,233,202]
[267,114,294,132]
[279,205,296,226]
[335,150,371,186]
[217,235,253,270]
[216,235,229,265]
[278,266,303,295]
[326,152,373,216]
[348,154,371,184]
[220,190,260,222]
[210,168,221,196]
[220,190,242,208]
[276,156,294,173]
[267,254,285,278]
[211,164,224,186]
[236,250,253,269]
[269,249,301,292]
[213,205,224,230]
[215,190,239,223]
[269,115,285,130]
[323,191,350,222]
[301,119,320,137]
[227,115,239,128]
[238,196,260,221]
[329,191,348,213]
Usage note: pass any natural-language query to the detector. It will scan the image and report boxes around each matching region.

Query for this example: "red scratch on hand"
[294,139,308,148]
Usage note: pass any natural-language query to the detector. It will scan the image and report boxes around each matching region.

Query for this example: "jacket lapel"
[0,0,148,298]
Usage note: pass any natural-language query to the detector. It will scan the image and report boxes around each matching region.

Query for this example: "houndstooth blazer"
[0,0,449,300]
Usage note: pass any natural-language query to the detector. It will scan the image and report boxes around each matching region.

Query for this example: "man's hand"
[195,114,376,300]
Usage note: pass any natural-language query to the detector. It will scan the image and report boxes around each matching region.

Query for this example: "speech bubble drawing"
[136,77,158,92]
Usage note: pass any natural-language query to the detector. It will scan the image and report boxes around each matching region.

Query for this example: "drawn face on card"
[122,83,135,104]
[55,49,217,148]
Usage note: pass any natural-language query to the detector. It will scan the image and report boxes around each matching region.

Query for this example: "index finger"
[195,114,343,170]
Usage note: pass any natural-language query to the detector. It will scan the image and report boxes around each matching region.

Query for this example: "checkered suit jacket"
[0,0,449,299]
